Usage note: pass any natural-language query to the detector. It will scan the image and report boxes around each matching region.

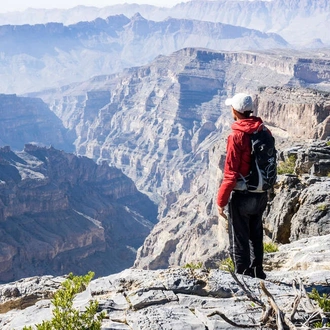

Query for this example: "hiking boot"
[243,268,254,277]
[239,268,254,277]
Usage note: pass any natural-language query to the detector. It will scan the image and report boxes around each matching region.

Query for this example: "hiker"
[217,92,273,280]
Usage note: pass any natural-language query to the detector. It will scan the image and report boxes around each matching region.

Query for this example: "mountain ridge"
[0,14,288,94]
[0,0,329,45]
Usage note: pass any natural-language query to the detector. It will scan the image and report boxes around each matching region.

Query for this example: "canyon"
[0,47,328,282]
[31,48,330,203]
[26,48,330,272]
[0,144,157,283]
[0,2,328,327]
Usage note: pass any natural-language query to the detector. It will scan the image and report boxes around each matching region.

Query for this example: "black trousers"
[228,190,268,274]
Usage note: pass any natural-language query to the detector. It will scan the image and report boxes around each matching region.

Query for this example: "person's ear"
[232,108,238,120]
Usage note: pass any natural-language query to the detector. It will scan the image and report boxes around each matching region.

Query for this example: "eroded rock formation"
[33,49,330,206]
[27,48,330,270]
[256,87,330,139]
[0,94,74,152]
[264,141,330,243]
[0,145,157,283]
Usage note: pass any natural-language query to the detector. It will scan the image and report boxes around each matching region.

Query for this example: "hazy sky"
[0,0,190,13]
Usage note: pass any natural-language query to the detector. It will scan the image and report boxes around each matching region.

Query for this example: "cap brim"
[225,98,233,106]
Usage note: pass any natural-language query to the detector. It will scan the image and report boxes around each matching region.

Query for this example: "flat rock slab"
[0,267,328,329]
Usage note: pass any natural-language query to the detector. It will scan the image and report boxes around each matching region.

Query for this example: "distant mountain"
[169,0,330,46]
[0,0,329,46]
[0,14,287,94]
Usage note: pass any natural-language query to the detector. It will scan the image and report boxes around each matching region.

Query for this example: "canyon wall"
[0,144,157,283]
[29,48,330,270]
[0,94,74,152]
[3,47,327,272]
[34,48,330,205]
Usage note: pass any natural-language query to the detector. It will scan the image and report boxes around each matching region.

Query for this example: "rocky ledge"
[0,233,329,330]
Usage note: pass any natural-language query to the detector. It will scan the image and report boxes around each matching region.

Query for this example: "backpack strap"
[253,123,265,134]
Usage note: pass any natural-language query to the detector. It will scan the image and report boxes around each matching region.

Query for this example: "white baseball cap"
[225,93,253,113]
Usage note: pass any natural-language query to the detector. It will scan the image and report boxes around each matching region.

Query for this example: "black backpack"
[238,124,277,192]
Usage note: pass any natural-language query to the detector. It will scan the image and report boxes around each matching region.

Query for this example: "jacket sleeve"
[216,132,243,207]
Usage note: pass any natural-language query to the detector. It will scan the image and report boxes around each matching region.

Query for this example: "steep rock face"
[134,133,229,270]
[28,48,330,270]
[34,49,330,205]
[0,94,74,152]
[264,141,330,244]
[0,14,287,94]
[256,87,330,139]
[0,145,157,283]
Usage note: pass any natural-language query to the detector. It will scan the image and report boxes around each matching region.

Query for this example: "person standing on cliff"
[217,93,268,279]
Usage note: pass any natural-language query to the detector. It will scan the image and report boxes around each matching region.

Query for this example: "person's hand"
[217,206,228,220]
[218,206,228,231]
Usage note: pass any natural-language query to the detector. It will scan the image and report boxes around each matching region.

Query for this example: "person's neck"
[234,111,249,121]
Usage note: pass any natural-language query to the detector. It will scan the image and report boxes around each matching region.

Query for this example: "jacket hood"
[231,116,263,134]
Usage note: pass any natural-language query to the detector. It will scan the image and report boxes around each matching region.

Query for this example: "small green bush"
[309,288,330,328]
[309,288,330,312]
[183,262,203,269]
[219,258,234,272]
[23,271,105,330]
[313,321,330,328]
[263,242,279,253]
[317,203,329,211]
[277,154,297,175]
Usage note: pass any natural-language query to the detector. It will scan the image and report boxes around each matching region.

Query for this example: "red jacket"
[216,116,264,208]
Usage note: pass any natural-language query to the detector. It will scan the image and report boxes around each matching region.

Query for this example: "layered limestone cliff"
[256,87,330,139]
[33,49,330,205]
[0,145,157,283]
[27,48,330,270]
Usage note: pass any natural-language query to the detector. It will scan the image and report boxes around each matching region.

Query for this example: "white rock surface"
[0,263,329,330]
